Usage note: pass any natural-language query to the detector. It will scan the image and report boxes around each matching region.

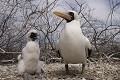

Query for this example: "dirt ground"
[0,60,120,80]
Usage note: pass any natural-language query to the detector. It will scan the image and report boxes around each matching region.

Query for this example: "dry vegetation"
[0,0,120,80]
[0,56,120,80]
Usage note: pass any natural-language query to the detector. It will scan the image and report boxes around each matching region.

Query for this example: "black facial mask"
[30,33,37,41]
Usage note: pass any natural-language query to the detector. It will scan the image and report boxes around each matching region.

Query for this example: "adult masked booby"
[17,29,44,75]
[53,11,92,74]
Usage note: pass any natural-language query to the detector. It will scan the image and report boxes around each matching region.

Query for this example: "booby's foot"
[81,63,85,74]
[23,73,33,80]
[36,73,47,79]
[65,64,69,74]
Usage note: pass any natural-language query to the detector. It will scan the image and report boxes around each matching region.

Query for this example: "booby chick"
[17,29,44,75]
[53,11,92,74]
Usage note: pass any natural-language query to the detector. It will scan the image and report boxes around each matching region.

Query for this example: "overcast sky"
[51,0,120,20]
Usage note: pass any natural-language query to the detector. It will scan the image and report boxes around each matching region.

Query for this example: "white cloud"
[86,0,110,19]
[52,0,110,19]
[50,0,120,20]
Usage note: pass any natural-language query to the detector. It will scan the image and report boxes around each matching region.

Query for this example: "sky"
[51,0,120,20]
[83,0,109,19]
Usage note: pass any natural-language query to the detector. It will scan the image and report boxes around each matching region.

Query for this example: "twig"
[0,48,5,53]
[0,52,22,54]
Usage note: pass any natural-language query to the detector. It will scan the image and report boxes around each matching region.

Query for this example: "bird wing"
[85,37,92,58]
[22,47,26,59]
[17,47,26,61]
[17,54,22,61]
[55,39,62,58]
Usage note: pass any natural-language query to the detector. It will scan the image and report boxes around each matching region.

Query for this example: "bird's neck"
[65,20,81,29]
[65,20,83,35]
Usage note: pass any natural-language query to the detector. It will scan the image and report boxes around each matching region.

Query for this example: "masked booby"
[53,11,92,74]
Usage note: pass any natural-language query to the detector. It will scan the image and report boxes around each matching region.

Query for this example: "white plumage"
[54,10,92,74]
[22,41,40,74]
[17,29,44,75]
[59,20,87,63]
[17,60,25,75]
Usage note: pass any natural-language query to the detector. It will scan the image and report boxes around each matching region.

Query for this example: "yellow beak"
[53,11,72,21]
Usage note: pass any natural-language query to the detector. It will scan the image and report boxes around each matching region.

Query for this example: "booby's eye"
[68,12,74,17]
[67,12,74,22]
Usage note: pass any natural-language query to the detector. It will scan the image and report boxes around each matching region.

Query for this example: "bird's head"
[28,29,38,41]
[53,10,79,22]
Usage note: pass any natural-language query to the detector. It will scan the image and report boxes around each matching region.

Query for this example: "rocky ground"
[0,58,120,80]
